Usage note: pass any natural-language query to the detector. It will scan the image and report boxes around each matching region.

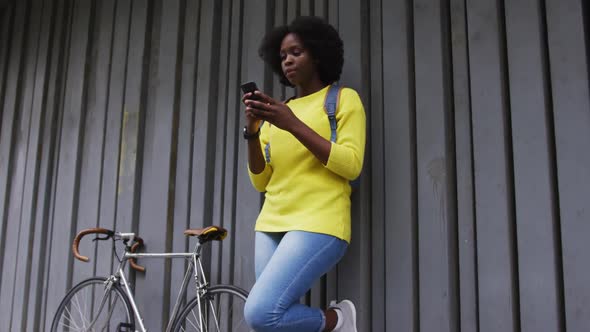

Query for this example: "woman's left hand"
[244,91,300,132]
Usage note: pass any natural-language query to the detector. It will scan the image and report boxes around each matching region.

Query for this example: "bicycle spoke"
[58,320,81,331]
[208,298,221,332]
[187,310,201,331]
[73,293,91,329]
[51,278,133,332]
[191,309,201,330]
[101,294,121,330]
[58,313,80,331]
[173,286,249,332]
[81,286,89,327]
[63,304,82,330]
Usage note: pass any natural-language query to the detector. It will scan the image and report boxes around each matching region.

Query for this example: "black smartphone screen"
[241,81,260,100]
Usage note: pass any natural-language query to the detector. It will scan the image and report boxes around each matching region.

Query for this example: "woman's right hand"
[242,92,262,132]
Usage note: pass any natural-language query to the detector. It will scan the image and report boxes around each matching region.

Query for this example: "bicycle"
[51,225,252,332]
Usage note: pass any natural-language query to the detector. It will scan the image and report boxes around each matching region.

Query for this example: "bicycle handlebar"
[72,228,146,272]
[129,237,145,272]
[72,228,113,262]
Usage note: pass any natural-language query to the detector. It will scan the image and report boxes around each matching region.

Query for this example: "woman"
[242,16,366,332]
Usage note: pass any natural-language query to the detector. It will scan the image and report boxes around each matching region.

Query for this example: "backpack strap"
[264,142,271,163]
[324,84,341,143]
[326,84,361,189]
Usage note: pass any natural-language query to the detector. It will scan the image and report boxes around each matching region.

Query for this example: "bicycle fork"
[81,276,119,331]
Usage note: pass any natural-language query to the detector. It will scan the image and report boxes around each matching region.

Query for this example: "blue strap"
[264,142,271,163]
[326,84,361,189]
[325,84,340,143]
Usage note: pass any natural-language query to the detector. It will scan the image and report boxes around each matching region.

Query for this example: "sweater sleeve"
[248,123,273,192]
[324,88,366,180]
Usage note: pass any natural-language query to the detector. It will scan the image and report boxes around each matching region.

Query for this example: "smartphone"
[240,81,260,101]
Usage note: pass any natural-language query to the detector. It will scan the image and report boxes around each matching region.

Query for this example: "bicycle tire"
[51,276,135,332]
[172,285,251,332]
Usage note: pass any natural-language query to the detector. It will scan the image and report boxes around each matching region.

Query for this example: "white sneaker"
[329,299,358,332]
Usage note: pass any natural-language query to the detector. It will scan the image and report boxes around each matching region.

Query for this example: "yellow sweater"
[248,85,366,243]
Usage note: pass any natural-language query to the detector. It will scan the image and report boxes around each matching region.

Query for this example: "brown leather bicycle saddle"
[184,226,228,243]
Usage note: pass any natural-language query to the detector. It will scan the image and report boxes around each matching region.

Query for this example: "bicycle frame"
[106,239,210,332]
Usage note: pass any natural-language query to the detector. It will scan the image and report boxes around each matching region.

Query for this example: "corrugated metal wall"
[0,0,589,331]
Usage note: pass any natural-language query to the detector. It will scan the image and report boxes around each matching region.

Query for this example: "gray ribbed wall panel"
[0,0,589,331]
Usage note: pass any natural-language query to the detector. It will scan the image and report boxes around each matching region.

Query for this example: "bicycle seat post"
[193,241,203,257]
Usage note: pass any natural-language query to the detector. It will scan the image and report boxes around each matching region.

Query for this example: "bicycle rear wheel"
[51,276,135,332]
[173,285,251,332]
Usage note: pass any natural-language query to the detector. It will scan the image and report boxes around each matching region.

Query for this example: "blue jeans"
[244,231,348,332]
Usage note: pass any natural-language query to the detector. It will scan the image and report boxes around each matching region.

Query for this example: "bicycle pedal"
[117,322,135,331]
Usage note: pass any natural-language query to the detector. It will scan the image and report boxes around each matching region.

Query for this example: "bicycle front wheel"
[51,277,135,332]
[173,285,251,332]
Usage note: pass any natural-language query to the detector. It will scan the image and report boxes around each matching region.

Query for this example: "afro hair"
[258,16,344,87]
